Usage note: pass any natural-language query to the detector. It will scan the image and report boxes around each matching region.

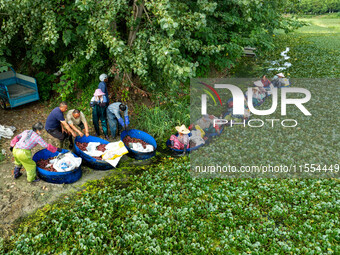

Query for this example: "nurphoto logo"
[200,83,311,128]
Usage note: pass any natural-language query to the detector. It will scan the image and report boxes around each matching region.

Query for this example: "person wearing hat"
[10,122,60,182]
[90,89,109,139]
[261,75,271,88]
[45,102,76,149]
[98,73,109,105]
[272,73,285,88]
[106,102,129,139]
[170,125,190,155]
[65,109,90,137]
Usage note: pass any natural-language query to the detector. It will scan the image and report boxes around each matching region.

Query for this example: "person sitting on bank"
[106,102,129,139]
[170,125,190,156]
[45,102,76,149]
[272,73,286,88]
[66,109,89,137]
[98,73,109,105]
[261,75,271,88]
[90,89,109,140]
[10,122,60,182]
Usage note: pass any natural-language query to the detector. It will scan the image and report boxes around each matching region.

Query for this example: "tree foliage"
[289,0,340,14]
[0,0,300,99]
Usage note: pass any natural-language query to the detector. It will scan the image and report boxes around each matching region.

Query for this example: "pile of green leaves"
[3,157,339,254]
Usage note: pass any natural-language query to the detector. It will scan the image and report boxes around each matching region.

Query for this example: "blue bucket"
[32,149,82,184]
[74,135,113,170]
[121,129,157,160]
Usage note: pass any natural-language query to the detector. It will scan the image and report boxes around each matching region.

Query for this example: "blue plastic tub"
[166,133,211,154]
[121,129,157,160]
[32,149,82,184]
[74,135,113,170]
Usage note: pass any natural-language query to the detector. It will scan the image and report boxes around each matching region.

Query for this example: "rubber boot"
[68,136,74,150]
[14,166,22,179]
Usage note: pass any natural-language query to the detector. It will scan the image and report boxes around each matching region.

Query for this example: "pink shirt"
[11,130,48,150]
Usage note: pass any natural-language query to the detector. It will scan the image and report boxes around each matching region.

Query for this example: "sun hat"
[99,73,108,82]
[94,89,105,97]
[254,80,263,87]
[175,125,190,135]
[276,73,285,78]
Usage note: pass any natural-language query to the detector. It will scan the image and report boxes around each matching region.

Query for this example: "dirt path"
[0,101,120,238]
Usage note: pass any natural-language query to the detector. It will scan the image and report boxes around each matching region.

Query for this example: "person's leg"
[92,105,100,135]
[99,107,108,136]
[15,149,36,182]
[106,109,117,138]
[47,128,67,148]
[12,148,23,178]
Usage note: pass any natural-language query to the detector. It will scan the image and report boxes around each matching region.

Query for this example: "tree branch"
[142,5,152,25]
[124,72,150,97]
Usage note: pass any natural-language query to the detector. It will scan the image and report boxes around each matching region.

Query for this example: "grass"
[133,96,190,148]
[295,18,340,33]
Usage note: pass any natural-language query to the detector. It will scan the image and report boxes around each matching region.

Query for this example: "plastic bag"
[51,152,82,172]
[102,141,129,167]
[0,125,16,139]
[128,142,154,152]
[84,142,105,157]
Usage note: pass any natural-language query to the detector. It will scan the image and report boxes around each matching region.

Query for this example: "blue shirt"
[98,81,109,103]
[107,102,128,119]
[45,107,65,131]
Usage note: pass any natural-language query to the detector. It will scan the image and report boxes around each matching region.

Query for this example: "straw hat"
[276,73,285,78]
[175,124,190,134]
[94,89,105,97]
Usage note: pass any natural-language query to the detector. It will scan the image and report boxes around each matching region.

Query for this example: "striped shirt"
[14,130,48,150]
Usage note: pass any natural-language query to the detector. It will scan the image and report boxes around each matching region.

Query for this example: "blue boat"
[32,149,82,184]
[74,135,113,170]
[121,129,157,160]
[166,133,211,154]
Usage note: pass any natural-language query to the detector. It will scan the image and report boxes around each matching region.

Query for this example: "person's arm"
[34,133,57,153]
[99,95,107,107]
[69,123,84,137]
[98,82,106,94]
[90,96,97,107]
[113,106,125,127]
[124,105,129,127]
[10,132,23,147]
[61,120,76,137]
[79,112,89,136]
[66,113,83,136]
[83,121,89,137]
